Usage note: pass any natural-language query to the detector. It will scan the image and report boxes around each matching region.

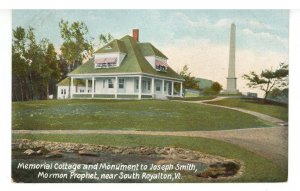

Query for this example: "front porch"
[70,75,182,99]
[69,75,183,99]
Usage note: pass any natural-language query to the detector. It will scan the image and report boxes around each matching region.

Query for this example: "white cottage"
[57,29,184,99]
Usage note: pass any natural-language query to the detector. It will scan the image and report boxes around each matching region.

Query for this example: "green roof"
[138,43,168,59]
[70,35,182,80]
[57,77,85,86]
[94,39,127,54]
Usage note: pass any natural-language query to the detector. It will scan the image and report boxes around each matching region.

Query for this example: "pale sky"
[13,10,289,97]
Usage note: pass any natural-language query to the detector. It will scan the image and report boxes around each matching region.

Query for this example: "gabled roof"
[70,35,182,80]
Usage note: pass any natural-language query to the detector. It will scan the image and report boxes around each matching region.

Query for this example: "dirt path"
[177,97,287,126]
[13,126,288,169]
[12,97,288,169]
[176,97,288,168]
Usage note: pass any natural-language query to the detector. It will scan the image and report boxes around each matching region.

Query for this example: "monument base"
[221,89,240,95]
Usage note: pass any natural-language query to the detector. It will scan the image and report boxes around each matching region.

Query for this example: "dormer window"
[155,60,168,72]
[156,65,167,72]
[95,57,117,68]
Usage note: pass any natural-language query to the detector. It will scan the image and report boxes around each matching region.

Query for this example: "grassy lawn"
[169,95,217,101]
[12,134,287,182]
[206,98,288,121]
[12,99,269,131]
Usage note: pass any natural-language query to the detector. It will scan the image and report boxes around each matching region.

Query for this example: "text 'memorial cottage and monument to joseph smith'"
[57,29,184,100]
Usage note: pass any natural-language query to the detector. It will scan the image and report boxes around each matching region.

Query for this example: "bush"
[203,82,222,95]
[203,88,218,95]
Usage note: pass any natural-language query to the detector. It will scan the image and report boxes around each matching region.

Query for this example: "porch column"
[151,78,155,98]
[85,79,88,93]
[70,77,74,99]
[162,79,165,95]
[92,77,95,98]
[115,76,118,98]
[171,81,174,97]
[180,82,183,97]
[138,75,142,99]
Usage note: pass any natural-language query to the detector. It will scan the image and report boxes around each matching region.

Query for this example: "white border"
[0,9,12,187]
[1,3,300,191]
[287,9,300,187]
[0,0,300,9]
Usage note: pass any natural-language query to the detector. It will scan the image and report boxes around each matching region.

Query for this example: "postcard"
[11,10,288,183]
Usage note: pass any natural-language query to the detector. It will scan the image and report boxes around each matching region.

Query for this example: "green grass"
[170,95,217,101]
[207,98,288,121]
[184,92,201,97]
[12,134,287,182]
[12,99,269,131]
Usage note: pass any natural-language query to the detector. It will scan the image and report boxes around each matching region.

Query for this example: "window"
[155,65,167,72]
[147,81,151,91]
[155,60,168,72]
[119,79,125,89]
[156,83,161,91]
[94,57,117,68]
[61,89,67,95]
[108,79,114,88]
[108,63,116,68]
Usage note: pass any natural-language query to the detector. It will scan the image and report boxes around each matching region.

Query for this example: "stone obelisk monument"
[224,23,239,94]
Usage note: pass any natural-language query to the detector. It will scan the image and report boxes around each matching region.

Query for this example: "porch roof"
[57,77,85,86]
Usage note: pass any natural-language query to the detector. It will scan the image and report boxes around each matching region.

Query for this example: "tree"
[203,82,223,95]
[12,26,61,101]
[12,27,28,101]
[45,43,60,98]
[179,65,200,90]
[59,20,93,72]
[243,62,288,101]
[99,33,114,46]
[58,55,69,79]
[59,20,94,98]
[268,88,288,101]
[38,39,53,99]
[25,27,51,100]
[211,82,223,93]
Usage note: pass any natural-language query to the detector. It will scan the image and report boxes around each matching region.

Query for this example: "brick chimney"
[132,29,139,42]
